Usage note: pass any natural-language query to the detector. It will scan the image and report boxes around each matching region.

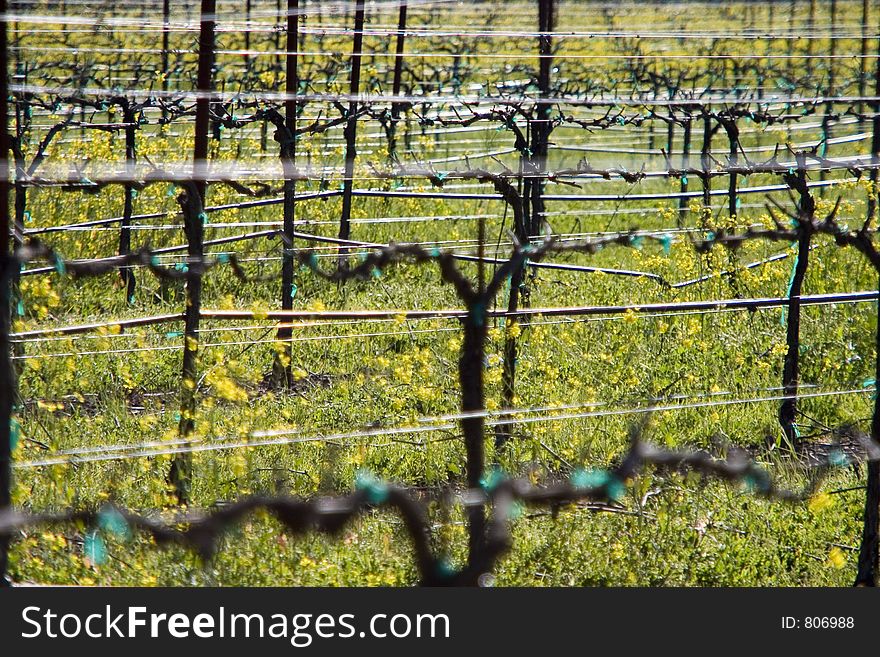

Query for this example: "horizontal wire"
[13,82,880,107]
[12,297,864,360]
[11,151,875,184]
[13,386,872,469]
[17,383,823,456]
[11,290,879,341]
[23,209,778,235]
[10,12,876,40]
[19,265,834,346]
[10,42,879,59]
[15,176,860,248]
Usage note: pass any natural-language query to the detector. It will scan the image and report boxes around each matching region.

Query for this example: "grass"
[5,0,877,586]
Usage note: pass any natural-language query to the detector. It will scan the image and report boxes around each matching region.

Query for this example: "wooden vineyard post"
[819,0,838,195]
[0,0,13,586]
[531,0,554,238]
[700,109,712,215]
[119,100,137,305]
[787,0,796,85]
[244,0,252,79]
[162,0,170,117]
[388,1,408,159]
[461,297,488,559]
[170,0,215,505]
[867,27,880,228]
[859,0,870,121]
[678,114,692,225]
[856,24,880,587]
[276,0,282,50]
[718,115,739,219]
[806,0,816,79]
[828,0,837,110]
[766,3,774,80]
[856,271,880,586]
[337,0,365,264]
[272,0,300,387]
[778,157,812,447]
[9,57,26,370]
[495,189,526,450]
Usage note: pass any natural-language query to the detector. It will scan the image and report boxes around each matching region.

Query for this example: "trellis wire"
[2,0,880,589]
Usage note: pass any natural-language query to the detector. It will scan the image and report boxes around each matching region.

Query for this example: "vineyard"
[0,0,879,587]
